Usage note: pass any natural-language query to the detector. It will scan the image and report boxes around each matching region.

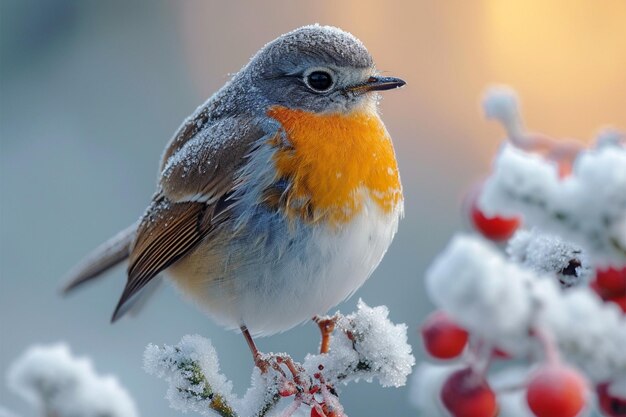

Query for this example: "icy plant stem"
[483,86,584,163]
[170,355,283,417]
[532,327,560,365]
[177,358,237,417]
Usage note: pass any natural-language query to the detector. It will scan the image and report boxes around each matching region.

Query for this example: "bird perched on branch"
[64,24,405,366]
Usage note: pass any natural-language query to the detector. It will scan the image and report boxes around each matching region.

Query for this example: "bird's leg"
[240,325,268,372]
[313,315,338,354]
[240,325,288,377]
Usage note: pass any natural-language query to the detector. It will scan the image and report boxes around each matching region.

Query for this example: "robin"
[64,24,405,365]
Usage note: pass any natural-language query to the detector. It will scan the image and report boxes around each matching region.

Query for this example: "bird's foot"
[314,314,340,354]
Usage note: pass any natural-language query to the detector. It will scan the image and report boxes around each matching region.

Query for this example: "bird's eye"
[305,71,334,92]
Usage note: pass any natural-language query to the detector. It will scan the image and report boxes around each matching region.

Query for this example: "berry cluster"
[420,311,596,417]
[415,87,626,417]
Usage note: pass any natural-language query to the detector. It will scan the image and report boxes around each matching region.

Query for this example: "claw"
[314,315,339,354]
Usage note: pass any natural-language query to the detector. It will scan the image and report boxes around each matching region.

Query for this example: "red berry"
[492,347,512,360]
[278,388,292,397]
[608,294,626,313]
[465,182,520,241]
[526,364,587,417]
[557,160,573,179]
[310,403,340,417]
[421,311,469,359]
[595,268,626,297]
[597,382,626,417]
[441,368,498,417]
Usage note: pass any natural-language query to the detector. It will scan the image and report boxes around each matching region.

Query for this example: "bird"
[63,24,405,365]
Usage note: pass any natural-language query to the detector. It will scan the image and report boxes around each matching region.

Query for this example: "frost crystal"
[507,228,592,287]
[426,235,626,384]
[409,363,459,416]
[480,142,626,267]
[144,334,237,417]
[426,235,534,351]
[305,300,415,388]
[145,301,412,417]
[6,343,138,417]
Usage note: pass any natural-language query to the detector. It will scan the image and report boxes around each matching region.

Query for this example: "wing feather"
[111,116,273,322]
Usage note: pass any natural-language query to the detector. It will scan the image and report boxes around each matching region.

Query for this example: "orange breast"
[267,105,402,226]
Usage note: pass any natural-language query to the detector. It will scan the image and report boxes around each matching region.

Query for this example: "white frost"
[304,300,415,388]
[6,343,138,417]
[426,235,534,352]
[480,142,626,267]
[144,334,236,416]
[426,234,626,384]
[482,86,524,138]
[144,301,412,417]
[507,228,592,287]
[408,362,459,416]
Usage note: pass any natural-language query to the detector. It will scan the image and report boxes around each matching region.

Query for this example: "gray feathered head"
[242,25,405,113]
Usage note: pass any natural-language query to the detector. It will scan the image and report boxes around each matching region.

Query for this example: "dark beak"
[347,76,406,93]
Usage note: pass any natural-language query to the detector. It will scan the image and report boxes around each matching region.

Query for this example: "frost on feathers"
[426,235,626,385]
[6,343,138,417]
[479,142,626,267]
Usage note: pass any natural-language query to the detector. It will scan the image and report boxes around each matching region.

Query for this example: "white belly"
[169,197,402,336]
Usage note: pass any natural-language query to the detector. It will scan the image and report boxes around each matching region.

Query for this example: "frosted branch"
[480,142,626,267]
[427,235,626,382]
[144,335,240,417]
[144,301,414,416]
[6,343,138,417]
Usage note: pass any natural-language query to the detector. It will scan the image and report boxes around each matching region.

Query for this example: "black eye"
[306,71,333,92]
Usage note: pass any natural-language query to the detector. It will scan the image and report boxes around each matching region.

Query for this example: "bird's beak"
[346,76,406,93]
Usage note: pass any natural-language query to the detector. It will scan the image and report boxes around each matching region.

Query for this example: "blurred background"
[1,1,625,415]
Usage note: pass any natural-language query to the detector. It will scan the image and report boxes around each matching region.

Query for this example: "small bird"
[64,25,405,363]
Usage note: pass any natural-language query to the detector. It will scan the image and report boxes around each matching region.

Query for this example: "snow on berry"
[410,363,462,416]
[479,142,626,268]
[426,235,626,383]
[466,181,521,241]
[507,228,592,288]
[420,310,469,359]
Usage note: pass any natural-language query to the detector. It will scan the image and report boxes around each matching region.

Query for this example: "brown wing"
[111,117,272,322]
[159,117,266,204]
[160,105,211,171]
[111,196,223,321]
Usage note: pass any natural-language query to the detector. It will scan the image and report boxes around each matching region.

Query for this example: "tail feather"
[62,223,137,293]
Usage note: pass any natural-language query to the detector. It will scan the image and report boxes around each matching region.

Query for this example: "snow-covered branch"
[6,343,138,417]
[144,300,414,417]
[480,87,626,268]
[427,235,626,384]
[480,142,626,267]
[411,86,626,417]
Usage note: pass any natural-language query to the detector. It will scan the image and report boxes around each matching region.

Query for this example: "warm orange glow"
[268,105,402,226]
[177,2,626,168]
[484,1,626,138]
